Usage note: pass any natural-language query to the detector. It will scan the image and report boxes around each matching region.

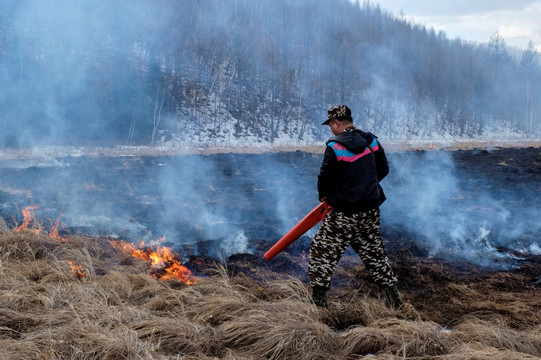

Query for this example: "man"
[309,104,402,308]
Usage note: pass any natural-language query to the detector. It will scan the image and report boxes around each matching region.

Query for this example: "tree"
[487,31,511,65]
[520,41,539,132]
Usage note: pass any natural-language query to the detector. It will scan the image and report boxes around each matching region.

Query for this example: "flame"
[111,238,197,284]
[15,205,43,234]
[15,206,68,242]
[66,260,86,280]
[49,216,68,242]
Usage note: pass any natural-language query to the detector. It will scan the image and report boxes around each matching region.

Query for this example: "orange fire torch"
[264,202,331,260]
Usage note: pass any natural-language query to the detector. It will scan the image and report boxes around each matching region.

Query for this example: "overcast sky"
[361,0,541,51]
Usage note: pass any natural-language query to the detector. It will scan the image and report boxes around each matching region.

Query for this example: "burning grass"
[1,221,540,359]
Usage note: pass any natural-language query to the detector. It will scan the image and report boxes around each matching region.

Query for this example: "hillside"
[1,0,540,148]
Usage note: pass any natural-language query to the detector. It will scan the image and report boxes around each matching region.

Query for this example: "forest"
[0,0,540,147]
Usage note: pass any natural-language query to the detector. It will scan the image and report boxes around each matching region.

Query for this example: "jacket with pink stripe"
[317,128,389,213]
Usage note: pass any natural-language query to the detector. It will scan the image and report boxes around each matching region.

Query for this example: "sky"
[361,0,541,51]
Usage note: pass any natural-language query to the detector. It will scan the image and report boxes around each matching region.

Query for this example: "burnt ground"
[210,230,541,329]
[1,146,541,327]
[187,147,541,328]
[211,234,541,329]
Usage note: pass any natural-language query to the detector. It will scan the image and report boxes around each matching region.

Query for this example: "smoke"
[1,0,538,268]
[152,152,316,257]
[155,154,250,257]
[1,147,539,268]
[383,149,541,267]
[3,0,538,149]
[0,0,176,147]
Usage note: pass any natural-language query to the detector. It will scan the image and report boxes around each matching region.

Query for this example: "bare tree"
[520,41,539,133]
[151,84,165,145]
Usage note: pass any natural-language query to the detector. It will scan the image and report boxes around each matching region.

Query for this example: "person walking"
[309,105,402,308]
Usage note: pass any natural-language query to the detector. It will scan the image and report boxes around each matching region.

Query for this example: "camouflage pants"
[308,208,397,289]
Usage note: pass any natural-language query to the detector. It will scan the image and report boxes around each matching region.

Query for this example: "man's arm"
[374,140,389,181]
[317,146,336,200]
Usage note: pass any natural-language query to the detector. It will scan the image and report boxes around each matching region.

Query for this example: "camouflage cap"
[322,105,352,125]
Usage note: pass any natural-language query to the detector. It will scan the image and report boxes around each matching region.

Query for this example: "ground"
[0,146,540,359]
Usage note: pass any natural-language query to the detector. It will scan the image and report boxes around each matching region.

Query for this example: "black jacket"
[318,128,389,213]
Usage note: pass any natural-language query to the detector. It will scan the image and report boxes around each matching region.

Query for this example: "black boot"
[384,284,403,309]
[311,286,329,307]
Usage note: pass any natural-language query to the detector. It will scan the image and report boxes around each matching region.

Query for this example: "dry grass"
[0,223,540,359]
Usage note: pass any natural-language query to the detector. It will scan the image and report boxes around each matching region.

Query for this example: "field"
[0,226,539,359]
[0,147,540,359]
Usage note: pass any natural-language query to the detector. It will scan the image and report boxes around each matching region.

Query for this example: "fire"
[15,205,43,234]
[66,260,86,280]
[15,206,68,242]
[49,216,68,242]
[111,238,197,284]
[14,205,195,284]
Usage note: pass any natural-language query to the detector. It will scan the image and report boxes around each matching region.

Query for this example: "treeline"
[0,0,539,147]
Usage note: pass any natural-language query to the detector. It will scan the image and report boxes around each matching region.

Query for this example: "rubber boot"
[311,286,328,308]
[384,284,403,309]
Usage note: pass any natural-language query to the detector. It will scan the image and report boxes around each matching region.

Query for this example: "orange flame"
[15,205,43,234]
[66,260,86,280]
[111,238,197,284]
[49,216,68,242]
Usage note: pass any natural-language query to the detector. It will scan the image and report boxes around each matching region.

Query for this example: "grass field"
[1,220,539,360]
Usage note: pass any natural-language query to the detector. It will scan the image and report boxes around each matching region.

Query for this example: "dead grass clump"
[0,283,49,314]
[21,321,158,360]
[180,271,260,326]
[52,235,128,271]
[452,317,541,358]
[0,339,43,360]
[229,273,310,302]
[321,295,394,329]
[124,272,168,303]
[340,318,452,357]
[139,288,190,313]
[135,317,223,356]
[467,295,539,327]
[0,231,58,262]
[17,258,74,284]
[186,292,254,327]
[93,271,145,304]
[219,303,340,360]
[437,344,541,360]
[0,309,43,337]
